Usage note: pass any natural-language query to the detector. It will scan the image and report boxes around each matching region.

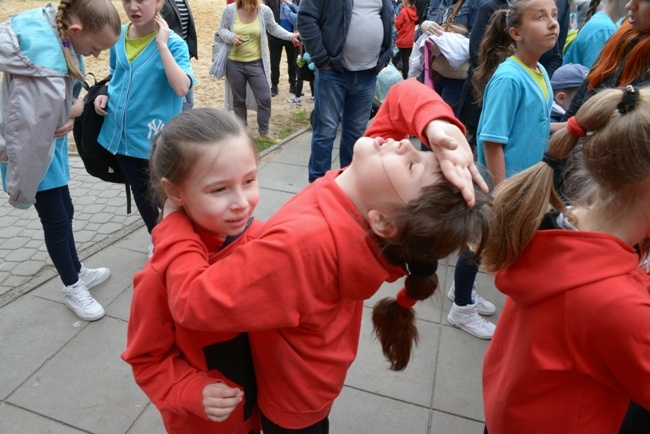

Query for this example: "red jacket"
[153,80,463,429]
[122,221,264,433]
[395,6,418,48]
[483,228,650,433]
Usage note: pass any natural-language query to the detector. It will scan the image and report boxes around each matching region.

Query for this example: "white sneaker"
[447,282,496,316]
[447,302,495,339]
[78,264,111,290]
[62,280,105,321]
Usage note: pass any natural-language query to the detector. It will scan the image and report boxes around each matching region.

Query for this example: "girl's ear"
[161,178,184,207]
[367,209,396,238]
[67,23,83,35]
[509,26,522,42]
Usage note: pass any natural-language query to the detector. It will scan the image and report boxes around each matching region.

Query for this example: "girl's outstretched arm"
[155,14,192,97]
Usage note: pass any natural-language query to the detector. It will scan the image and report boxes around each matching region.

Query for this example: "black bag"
[73,74,131,213]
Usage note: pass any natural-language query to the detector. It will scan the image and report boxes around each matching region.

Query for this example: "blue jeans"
[34,186,82,286]
[309,68,377,182]
[434,75,465,115]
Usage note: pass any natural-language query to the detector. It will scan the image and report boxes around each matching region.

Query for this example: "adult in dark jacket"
[264,0,297,96]
[161,0,197,110]
[297,0,394,183]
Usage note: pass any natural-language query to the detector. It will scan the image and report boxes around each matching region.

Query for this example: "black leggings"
[261,413,329,434]
[115,154,158,233]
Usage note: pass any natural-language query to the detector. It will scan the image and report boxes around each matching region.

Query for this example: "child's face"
[174,137,259,237]
[511,0,559,56]
[352,137,442,207]
[68,25,118,58]
[122,0,161,27]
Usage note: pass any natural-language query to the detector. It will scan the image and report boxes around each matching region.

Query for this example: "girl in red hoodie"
[153,80,491,433]
[482,87,650,433]
[122,108,263,433]
[394,0,419,79]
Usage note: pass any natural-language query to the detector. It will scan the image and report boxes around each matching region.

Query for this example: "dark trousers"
[227,59,273,134]
[261,413,329,434]
[34,186,82,286]
[115,154,159,234]
[393,47,413,79]
[269,36,297,88]
[453,246,480,306]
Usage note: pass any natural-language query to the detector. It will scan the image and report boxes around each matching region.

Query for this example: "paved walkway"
[0,129,504,433]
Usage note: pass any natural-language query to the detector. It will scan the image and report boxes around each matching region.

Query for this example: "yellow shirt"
[229,13,262,62]
[510,56,549,101]
[125,24,156,63]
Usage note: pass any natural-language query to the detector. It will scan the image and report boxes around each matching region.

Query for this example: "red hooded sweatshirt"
[483,224,650,433]
[395,6,418,49]
[152,79,464,429]
[122,221,264,433]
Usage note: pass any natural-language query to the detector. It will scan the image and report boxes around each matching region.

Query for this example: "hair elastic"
[566,116,587,138]
[617,85,639,115]
[62,39,71,48]
[541,152,561,169]
[405,261,438,276]
[396,287,417,309]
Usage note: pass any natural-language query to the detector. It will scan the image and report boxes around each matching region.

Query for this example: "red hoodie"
[153,80,464,429]
[395,6,418,49]
[483,226,650,433]
[122,221,264,433]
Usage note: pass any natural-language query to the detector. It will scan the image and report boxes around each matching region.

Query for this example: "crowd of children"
[2,0,650,431]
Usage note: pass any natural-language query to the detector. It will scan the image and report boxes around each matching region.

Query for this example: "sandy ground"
[0,0,308,140]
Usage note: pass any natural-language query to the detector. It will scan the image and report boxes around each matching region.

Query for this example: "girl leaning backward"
[0,0,121,321]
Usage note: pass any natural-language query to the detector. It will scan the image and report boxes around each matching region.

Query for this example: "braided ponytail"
[372,183,491,371]
[56,0,83,81]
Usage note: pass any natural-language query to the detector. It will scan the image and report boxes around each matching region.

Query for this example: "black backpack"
[73,74,131,213]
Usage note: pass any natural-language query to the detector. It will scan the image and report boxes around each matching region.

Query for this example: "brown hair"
[55,0,121,80]
[236,0,261,14]
[149,108,255,205]
[372,183,491,370]
[483,87,650,273]
[580,0,602,28]
[587,21,650,90]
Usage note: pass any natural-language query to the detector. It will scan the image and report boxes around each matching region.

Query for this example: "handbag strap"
[444,0,464,29]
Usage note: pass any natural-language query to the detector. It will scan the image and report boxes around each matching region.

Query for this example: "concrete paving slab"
[8,316,147,434]
[108,286,135,323]
[258,161,310,194]
[0,403,86,433]
[256,188,294,221]
[127,403,165,433]
[430,409,486,434]
[330,386,431,434]
[0,295,82,399]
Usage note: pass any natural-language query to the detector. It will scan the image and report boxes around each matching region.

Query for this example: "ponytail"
[371,183,491,371]
[56,0,84,81]
[580,0,601,29]
[472,10,514,103]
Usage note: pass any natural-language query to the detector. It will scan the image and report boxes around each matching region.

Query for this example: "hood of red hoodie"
[495,229,642,307]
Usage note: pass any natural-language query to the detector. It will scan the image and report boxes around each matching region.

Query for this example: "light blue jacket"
[477,57,552,178]
[98,24,195,159]
[563,11,618,69]
[0,5,79,208]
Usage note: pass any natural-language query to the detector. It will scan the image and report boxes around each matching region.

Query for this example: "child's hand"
[154,14,170,46]
[425,120,488,207]
[54,118,75,138]
[94,95,109,116]
[202,383,245,423]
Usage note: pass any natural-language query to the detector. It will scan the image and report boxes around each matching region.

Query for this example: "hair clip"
[405,261,438,277]
[62,39,71,48]
[566,116,587,138]
[617,85,639,115]
[541,152,561,169]
[396,287,417,309]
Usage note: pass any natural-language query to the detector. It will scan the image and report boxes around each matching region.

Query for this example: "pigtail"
[472,10,514,103]
[580,0,601,28]
[372,183,491,371]
[56,0,84,81]
[372,264,439,371]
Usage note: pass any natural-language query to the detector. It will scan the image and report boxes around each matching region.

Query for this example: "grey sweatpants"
[226,59,272,134]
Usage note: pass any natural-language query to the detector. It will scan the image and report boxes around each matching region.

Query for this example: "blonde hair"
[484,87,650,272]
[55,0,121,80]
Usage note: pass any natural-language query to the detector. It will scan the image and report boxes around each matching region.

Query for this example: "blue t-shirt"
[477,57,552,178]
[563,11,618,68]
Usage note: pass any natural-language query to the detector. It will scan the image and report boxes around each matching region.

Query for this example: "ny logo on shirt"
[147,119,165,140]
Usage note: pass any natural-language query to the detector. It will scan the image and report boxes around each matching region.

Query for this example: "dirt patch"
[0,0,310,140]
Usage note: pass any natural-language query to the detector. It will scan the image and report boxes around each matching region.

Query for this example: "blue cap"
[551,63,590,91]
